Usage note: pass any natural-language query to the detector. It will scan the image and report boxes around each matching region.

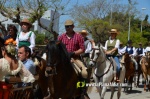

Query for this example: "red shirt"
[58,32,85,52]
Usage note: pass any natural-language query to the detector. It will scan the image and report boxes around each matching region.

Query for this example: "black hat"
[127,40,132,44]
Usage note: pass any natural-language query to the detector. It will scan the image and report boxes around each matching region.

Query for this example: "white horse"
[89,44,125,99]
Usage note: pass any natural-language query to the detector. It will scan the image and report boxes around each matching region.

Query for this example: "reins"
[90,46,114,81]
[94,58,113,81]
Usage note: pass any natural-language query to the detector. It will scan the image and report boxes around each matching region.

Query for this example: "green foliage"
[118,31,148,47]
[34,31,45,45]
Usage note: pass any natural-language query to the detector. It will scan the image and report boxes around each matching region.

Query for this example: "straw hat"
[64,20,74,25]
[79,30,88,35]
[20,18,32,27]
[109,29,119,34]
[120,42,123,45]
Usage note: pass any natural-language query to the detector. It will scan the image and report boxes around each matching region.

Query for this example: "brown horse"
[134,55,143,87]
[140,52,150,91]
[123,53,135,91]
[45,41,90,99]
[31,47,50,98]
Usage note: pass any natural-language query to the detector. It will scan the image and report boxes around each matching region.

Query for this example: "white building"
[0,10,59,34]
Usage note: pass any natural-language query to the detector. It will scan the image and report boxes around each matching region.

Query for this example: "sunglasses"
[65,25,73,28]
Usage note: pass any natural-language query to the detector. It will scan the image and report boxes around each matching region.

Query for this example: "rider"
[118,42,125,56]
[135,42,145,57]
[124,40,138,72]
[79,30,93,63]
[58,19,88,79]
[142,41,150,65]
[104,28,120,82]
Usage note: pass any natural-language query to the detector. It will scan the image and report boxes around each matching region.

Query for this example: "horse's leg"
[123,78,127,92]
[97,86,102,98]
[134,70,138,87]
[110,87,115,99]
[130,76,133,91]
[118,66,125,98]
[117,86,122,99]
[148,75,150,91]
[143,73,148,91]
[137,70,141,87]
[100,86,107,99]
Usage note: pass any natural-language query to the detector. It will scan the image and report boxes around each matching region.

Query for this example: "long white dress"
[0,58,35,83]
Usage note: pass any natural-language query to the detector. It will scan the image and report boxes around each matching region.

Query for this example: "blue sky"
[59,0,150,34]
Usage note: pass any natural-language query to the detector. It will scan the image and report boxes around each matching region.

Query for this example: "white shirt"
[85,42,92,53]
[135,48,145,56]
[118,46,125,55]
[16,31,36,52]
[145,46,150,52]
[144,46,150,56]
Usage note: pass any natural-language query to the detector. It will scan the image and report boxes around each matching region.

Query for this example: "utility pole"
[110,0,114,26]
[141,8,146,34]
[128,0,131,41]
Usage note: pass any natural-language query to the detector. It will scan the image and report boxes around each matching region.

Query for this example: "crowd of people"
[0,17,150,97]
[0,18,36,97]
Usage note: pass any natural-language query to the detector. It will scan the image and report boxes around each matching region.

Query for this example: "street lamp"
[110,0,114,26]
[141,8,146,33]
[128,0,131,41]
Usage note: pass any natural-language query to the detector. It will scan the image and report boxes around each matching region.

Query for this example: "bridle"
[90,46,113,81]
[45,51,60,76]
[90,47,106,65]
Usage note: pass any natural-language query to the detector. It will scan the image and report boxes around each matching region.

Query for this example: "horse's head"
[144,52,150,64]
[124,53,131,62]
[89,44,102,67]
[45,40,69,76]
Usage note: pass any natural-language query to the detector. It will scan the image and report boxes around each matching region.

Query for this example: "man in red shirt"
[58,19,88,79]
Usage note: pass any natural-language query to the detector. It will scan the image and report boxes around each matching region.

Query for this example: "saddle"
[71,58,88,79]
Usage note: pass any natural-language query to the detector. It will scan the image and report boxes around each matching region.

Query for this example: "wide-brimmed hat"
[120,42,123,45]
[20,18,32,27]
[79,30,88,35]
[127,40,132,44]
[109,29,119,34]
[64,20,74,25]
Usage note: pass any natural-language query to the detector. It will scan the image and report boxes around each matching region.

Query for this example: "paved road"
[88,75,150,99]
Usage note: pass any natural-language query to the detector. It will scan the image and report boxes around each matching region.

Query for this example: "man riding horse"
[121,40,138,72]
[57,19,89,98]
[79,30,93,65]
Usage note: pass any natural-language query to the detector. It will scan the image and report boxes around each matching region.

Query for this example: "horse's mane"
[47,40,71,64]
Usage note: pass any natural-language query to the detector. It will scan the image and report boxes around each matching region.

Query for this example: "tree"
[70,0,149,47]
[0,0,71,40]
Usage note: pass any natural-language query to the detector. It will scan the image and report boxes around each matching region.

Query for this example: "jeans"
[113,56,120,73]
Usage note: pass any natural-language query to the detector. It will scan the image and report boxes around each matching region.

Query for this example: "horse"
[123,53,135,91]
[140,52,150,91]
[134,55,143,87]
[45,40,90,99]
[89,44,125,99]
[31,47,49,98]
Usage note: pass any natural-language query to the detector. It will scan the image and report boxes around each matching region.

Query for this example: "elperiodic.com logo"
[77,81,128,88]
